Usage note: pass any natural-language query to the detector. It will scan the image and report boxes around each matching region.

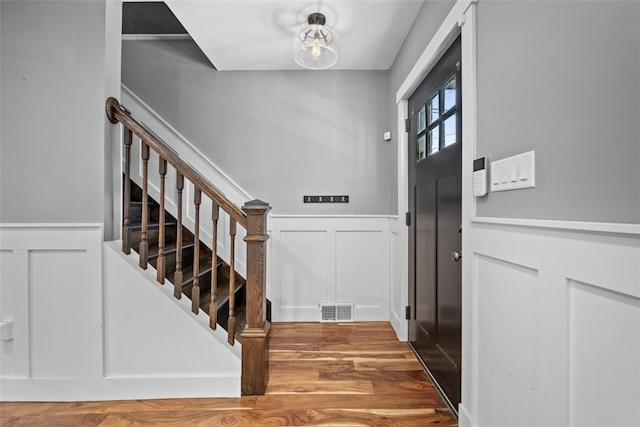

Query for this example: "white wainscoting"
[0,224,103,397]
[0,225,242,401]
[268,216,394,322]
[459,219,640,427]
[388,219,406,339]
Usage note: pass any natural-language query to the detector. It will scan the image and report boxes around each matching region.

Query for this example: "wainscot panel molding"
[463,218,639,427]
[0,225,242,401]
[388,218,406,340]
[0,224,103,399]
[268,216,394,322]
[101,241,241,399]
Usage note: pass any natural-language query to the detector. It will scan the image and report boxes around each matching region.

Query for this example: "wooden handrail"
[106,96,270,395]
[106,97,248,229]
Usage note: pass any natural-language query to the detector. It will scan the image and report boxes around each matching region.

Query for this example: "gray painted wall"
[475,0,640,223]
[388,1,456,101]
[122,40,392,215]
[388,0,639,224]
[122,2,458,217]
[387,0,457,216]
[0,0,109,223]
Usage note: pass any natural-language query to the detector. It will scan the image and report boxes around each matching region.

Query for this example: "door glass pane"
[428,93,440,124]
[444,76,456,112]
[428,126,440,155]
[444,113,456,147]
[417,106,426,133]
[417,134,426,160]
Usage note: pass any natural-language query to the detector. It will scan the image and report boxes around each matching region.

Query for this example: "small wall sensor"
[473,157,488,197]
[383,131,392,141]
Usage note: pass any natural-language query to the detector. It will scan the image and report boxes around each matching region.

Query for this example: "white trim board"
[472,216,640,236]
[396,0,476,102]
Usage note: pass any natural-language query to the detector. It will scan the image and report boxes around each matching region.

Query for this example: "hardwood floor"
[0,322,457,426]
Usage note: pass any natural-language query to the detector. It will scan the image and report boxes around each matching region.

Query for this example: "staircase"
[129,181,249,340]
[106,97,271,395]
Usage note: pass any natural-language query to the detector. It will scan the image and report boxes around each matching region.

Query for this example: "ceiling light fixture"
[293,13,338,70]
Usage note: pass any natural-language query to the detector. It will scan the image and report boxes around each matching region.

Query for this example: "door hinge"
[405,305,411,320]
[405,212,411,226]
[405,118,411,133]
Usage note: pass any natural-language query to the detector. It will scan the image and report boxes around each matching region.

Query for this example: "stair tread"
[129,222,177,230]
[199,280,246,313]
[132,240,199,265]
[127,178,251,337]
[171,263,214,287]
[147,241,196,259]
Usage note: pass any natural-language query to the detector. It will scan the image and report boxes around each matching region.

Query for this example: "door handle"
[451,250,462,262]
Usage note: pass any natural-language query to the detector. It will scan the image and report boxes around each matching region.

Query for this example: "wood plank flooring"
[0,322,457,426]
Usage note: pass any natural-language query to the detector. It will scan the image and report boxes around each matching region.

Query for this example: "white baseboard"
[458,404,473,427]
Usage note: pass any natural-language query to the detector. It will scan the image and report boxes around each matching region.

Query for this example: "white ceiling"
[156,0,425,71]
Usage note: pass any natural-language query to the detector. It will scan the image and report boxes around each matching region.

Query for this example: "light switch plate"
[490,151,535,192]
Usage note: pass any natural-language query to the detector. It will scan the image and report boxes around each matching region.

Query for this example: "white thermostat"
[473,157,488,197]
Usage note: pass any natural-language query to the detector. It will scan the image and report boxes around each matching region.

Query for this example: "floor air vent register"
[320,303,354,322]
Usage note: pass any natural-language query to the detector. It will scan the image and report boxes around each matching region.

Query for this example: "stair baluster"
[228,218,236,345]
[191,187,201,314]
[174,172,184,300]
[139,142,149,269]
[106,97,271,395]
[157,158,167,284]
[122,129,133,255]
[209,201,219,329]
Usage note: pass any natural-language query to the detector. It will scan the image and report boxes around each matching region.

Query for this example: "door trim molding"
[393,2,477,326]
[394,0,477,420]
[395,0,476,103]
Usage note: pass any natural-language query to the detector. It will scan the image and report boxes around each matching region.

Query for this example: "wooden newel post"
[240,199,271,395]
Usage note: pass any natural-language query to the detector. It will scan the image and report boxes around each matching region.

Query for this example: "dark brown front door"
[408,36,462,411]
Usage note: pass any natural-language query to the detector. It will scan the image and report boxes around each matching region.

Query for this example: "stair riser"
[130,226,178,248]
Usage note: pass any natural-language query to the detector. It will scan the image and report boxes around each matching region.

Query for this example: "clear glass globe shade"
[293,24,338,70]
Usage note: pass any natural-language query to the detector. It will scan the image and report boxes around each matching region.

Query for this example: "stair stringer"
[103,241,241,399]
[121,85,249,278]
